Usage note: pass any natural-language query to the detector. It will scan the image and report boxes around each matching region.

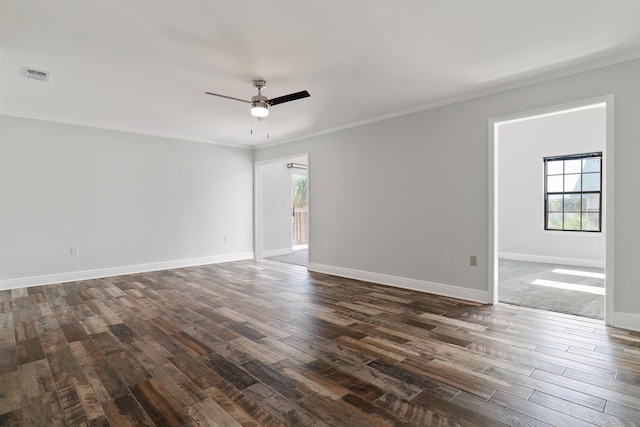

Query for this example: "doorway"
[489,96,614,322]
[255,154,309,267]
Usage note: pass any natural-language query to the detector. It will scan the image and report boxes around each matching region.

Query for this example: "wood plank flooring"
[1,259,640,426]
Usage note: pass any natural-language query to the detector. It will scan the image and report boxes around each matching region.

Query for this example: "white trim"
[613,312,640,333]
[498,252,604,269]
[604,97,615,326]
[308,263,490,304]
[489,94,615,324]
[0,252,254,291]
[496,102,606,126]
[488,116,498,304]
[254,161,263,259]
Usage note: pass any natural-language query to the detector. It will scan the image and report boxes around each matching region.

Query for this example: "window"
[544,152,602,232]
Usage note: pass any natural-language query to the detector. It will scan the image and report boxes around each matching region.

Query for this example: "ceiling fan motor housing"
[251,80,268,103]
[251,94,268,103]
[251,80,269,116]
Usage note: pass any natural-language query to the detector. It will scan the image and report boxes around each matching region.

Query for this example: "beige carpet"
[266,250,308,267]
[499,259,604,319]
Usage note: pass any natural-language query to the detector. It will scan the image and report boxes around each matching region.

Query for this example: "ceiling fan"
[205,80,310,118]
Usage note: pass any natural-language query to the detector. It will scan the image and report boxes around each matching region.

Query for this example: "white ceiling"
[2,1,640,148]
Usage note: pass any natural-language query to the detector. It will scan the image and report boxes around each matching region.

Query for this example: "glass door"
[291,172,308,248]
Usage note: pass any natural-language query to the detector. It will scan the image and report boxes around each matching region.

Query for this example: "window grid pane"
[544,152,602,232]
[547,160,564,175]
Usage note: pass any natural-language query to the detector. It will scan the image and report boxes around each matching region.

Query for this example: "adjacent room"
[258,156,309,268]
[2,1,640,426]
[497,103,607,319]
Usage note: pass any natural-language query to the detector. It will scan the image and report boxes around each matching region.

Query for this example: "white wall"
[255,58,640,330]
[259,160,293,255]
[498,107,606,266]
[0,116,254,288]
[258,105,492,303]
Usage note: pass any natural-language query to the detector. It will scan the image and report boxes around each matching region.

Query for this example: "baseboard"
[613,311,640,332]
[0,252,255,291]
[308,263,490,304]
[262,248,294,258]
[499,252,605,269]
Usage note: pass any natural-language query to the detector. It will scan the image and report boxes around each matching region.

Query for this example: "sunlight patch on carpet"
[552,268,606,279]
[531,279,605,295]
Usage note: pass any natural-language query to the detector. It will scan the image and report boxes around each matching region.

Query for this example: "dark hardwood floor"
[1,259,640,426]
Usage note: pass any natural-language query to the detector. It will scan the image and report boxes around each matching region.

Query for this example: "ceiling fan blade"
[204,92,251,103]
[267,90,310,107]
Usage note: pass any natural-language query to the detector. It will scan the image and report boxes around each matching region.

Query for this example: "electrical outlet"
[443,253,451,263]
[70,246,80,255]
[470,255,477,267]
[324,242,329,250]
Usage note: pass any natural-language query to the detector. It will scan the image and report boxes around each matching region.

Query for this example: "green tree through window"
[292,175,307,209]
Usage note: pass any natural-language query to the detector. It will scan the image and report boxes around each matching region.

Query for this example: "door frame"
[254,153,310,261]
[488,95,614,324]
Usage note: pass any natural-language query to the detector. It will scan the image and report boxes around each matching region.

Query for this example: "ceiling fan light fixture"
[251,100,269,117]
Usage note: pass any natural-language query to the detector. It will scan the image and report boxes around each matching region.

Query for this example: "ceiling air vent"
[20,66,49,81]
